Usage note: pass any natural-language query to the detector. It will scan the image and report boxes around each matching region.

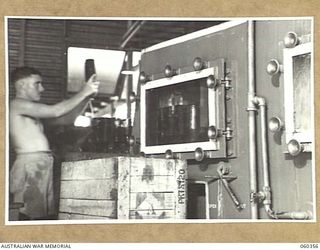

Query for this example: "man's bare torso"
[10,99,50,153]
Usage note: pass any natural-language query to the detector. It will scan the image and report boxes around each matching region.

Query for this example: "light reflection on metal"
[129,91,137,102]
[206,74,217,89]
[266,59,283,75]
[139,71,149,84]
[193,57,207,71]
[128,135,135,146]
[195,147,206,162]
[208,126,220,140]
[165,149,174,159]
[268,117,284,133]
[114,119,121,127]
[284,31,300,48]
[164,65,176,78]
[287,139,304,156]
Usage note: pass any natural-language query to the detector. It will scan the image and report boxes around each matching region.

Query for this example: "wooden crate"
[58,156,187,220]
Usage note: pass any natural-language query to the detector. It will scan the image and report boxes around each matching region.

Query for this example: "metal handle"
[287,139,304,156]
[266,59,283,75]
[139,71,150,84]
[268,116,284,133]
[207,126,221,140]
[217,167,243,211]
[193,57,207,71]
[284,31,300,48]
[206,74,217,89]
[164,65,176,77]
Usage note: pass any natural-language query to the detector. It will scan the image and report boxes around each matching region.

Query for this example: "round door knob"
[128,135,135,146]
[195,147,206,162]
[193,57,206,71]
[266,59,282,75]
[140,152,146,157]
[129,91,137,102]
[284,31,300,48]
[268,117,284,133]
[208,126,220,140]
[164,65,175,77]
[165,149,174,159]
[139,71,149,83]
[114,119,121,127]
[287,139,303,156]
[206,74,217,89]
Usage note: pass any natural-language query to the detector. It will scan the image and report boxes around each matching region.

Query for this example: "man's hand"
[82,74,100,96]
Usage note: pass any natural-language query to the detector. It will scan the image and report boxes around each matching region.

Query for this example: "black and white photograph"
[5,17,315,224]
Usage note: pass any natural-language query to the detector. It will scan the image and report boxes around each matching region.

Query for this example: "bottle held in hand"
[85,59,96,82]
[85,59,99,96]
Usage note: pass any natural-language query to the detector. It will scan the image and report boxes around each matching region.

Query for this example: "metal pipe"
[264,205,309,220]
[122,21,141,39]
[255,97,310,220]
[253,97,270,188]
[247,20,259,219]
[120,21,146,49]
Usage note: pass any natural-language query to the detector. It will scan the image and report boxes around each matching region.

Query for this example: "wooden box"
[58,156,187,220]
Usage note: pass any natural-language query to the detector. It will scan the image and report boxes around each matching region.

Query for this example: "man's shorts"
[9,152,55,219]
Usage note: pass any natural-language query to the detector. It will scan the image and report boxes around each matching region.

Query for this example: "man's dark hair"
[11,66,42,84]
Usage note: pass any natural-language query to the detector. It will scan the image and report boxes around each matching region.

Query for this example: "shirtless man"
[9,66,99,220]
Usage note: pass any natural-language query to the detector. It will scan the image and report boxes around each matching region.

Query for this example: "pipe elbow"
[264,205,278,219]
[252,96,266,106]
[264,205,311,220]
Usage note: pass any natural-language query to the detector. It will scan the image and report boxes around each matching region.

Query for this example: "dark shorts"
[10,152,55,219]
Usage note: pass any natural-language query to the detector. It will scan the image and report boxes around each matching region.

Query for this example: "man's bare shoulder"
[11,98,34,104]
[10,98,39,114]
[11,98,29,107]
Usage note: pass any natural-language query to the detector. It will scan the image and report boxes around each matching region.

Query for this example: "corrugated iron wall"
[7,19,24,98]
[7,18,221,104]
[7,19,127,103]
[25,19,66,103]
[8,19,65,103]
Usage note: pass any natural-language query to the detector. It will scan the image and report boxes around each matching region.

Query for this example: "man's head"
[11,67,44,101]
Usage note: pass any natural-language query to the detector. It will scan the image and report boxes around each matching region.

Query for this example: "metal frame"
[140,67,219,155]
[188,180,210,219]
[283,42,313,145]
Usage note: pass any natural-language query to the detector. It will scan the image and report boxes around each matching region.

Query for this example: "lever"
[217,166,244,211]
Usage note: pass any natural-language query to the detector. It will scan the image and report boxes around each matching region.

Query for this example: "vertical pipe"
[205,182,210,219]
[247,20,259,219]
[259,103,270,187]
[126,52,133,135]
[256,97,310,220]
[62,20,68,99]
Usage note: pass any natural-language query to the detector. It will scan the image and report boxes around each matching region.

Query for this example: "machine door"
[140,59,228,159]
